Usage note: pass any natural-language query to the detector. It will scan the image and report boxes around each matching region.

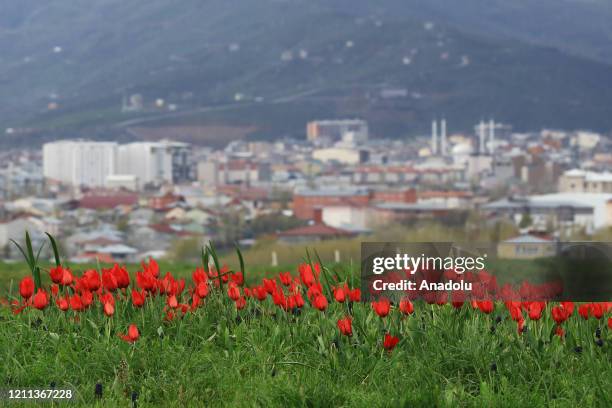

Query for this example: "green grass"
[1,258,611,407]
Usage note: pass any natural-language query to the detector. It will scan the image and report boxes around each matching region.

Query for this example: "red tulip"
[235,296,246,310]
[551,305,569,325]
[196,282,209,298]
[560,301,574,316]
[608,317,612,330]
[230,272,244,286]
[298,263,320,287]
[192,268,208,285]
[333,285,347,303]
[527,302,543,321]
[50,266,73,285]
[70,294,83,311]
[131,289,145,308]
[143,258,159,278]
[372,298,390,318]
[227,282,241,301]
[136,271,156,292]
[383,333,399,351]
[262,278,277,294]
[56,296,69,311]
[279,272,292,286]
[348,288,361,302]
[591,303,604,319]
[517,317,525,335]
[292,293,305,308]
[19,276,34,299]
[554,325,565,338]
[253,285,267,301]
[82,270,101,291]
[312,294,328,311]
[81,290,93,307]
[102,269,118,292]
[103,302,114,316]
[578,304,590,320]
[508,304,523,322]
[399,298,414,315]
[33,289,48,310]
[337,316,353,336]
[476,300,494,314]
[167,295,178,309]
[110,264,130,289]
[120,324,140,343]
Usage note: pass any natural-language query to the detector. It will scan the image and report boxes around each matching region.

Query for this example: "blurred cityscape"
[1,117,610,263]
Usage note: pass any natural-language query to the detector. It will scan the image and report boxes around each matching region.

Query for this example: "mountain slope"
[1,0,612,144]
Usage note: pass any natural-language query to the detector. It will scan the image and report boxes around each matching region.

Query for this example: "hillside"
[1,0,612,146]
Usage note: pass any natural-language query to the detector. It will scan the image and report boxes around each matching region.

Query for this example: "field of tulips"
[1,238,611,406]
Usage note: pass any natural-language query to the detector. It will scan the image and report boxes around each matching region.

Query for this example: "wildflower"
[81,290,93,307]
[103,302,115,317]
[192,268,208,285]
[578,304,590,320]
[230,272,244,286]
[19,276,34,299]
[312,294,328,311]
[135,271,156,292]
[82,270,101,291]
[235,296,246,310]
[50,266,73,286]
[262,278,277,294]
[608,317,612,330]
[196,282,209,298]
[372,298,391,317]
[33,289,48,310]
[477,300,494,314]
[253,285,268,301]
[527,302,544,321]
[590,303,604,320]
[292,293,305,308]
[102,269,118,292]
[333,285,347,303]
[70,294,83,311]
[227,282,241,301]
[399,298,414,315]
[551,305,570,325]
[131,289,145,308]
[111,264,130,289]
[167,295,178,309]
[56,296,69,311]
[119,324,140,343]
[348,288,361,302]
[383,333,399,351]
[337,316,353,336]
[560,301,574,316]
[142,258,159,278]
[279,272,292,286]
[554,325,565,338]
[298,263,320,287]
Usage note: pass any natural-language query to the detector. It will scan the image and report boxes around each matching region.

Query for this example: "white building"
[306,119,368,143]
[312,147,369,165]
[558,169,612,193]
[43,140,118,187]
[117,140,193,187]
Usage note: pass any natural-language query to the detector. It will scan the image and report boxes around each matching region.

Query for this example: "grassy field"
[0,256,611,407]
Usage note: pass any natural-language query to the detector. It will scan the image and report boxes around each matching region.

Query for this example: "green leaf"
[46,232,61,267]
[234,242,245,283]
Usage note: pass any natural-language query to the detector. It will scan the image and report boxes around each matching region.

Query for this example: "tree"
[519,213,532,229]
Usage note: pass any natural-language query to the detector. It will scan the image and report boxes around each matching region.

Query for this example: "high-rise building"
[117,140,194,187]
[306,119,368,143]
[43,140,118,187]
